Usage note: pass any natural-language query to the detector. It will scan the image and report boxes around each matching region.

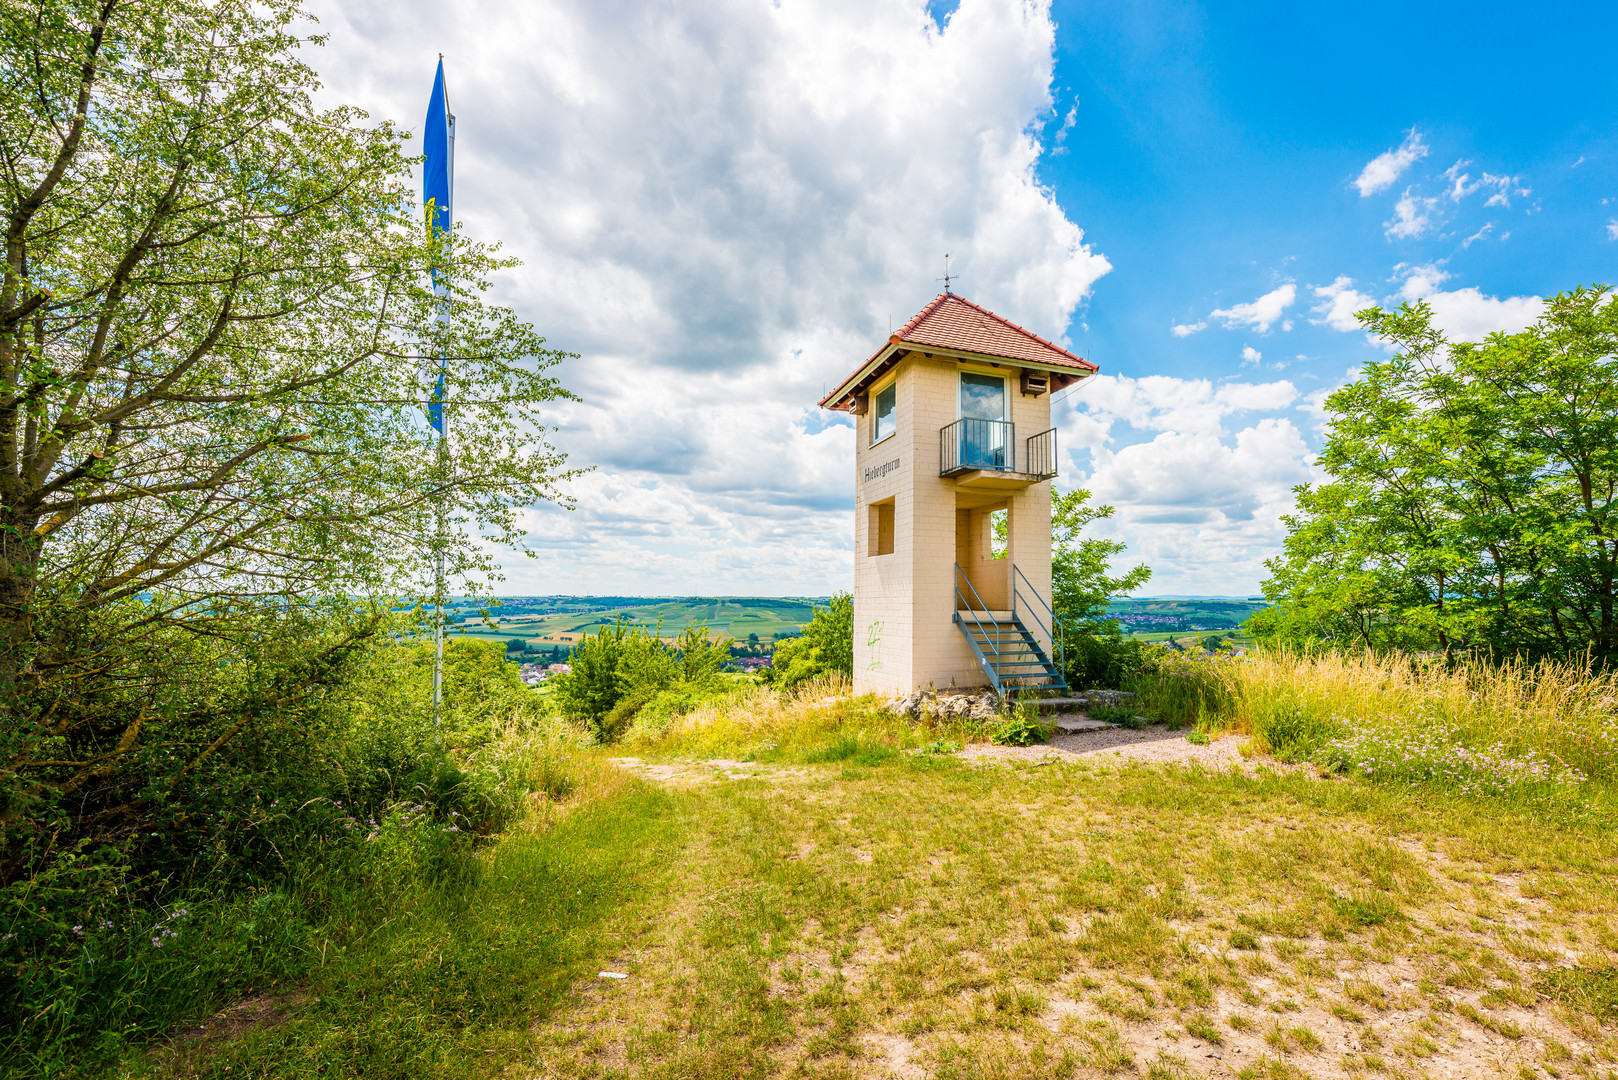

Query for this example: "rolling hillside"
[444,595,831,653]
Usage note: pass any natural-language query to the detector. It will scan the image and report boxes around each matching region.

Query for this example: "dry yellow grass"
[1145,650,1618,787]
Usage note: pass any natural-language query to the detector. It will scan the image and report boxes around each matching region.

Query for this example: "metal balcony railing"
[940,419,1060,480]
[940,417,1013,476]
[1024,427,1058,480]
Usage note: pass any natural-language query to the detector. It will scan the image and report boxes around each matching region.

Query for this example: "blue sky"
[309,0,1618,597]
[1039,0,1618,383]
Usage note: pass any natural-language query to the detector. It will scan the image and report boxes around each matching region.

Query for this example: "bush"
[0,614,547,1071]
[992,707,1052,746]
[549,619,680,736]
[1063,633,1148,690]
[600,685,662,744]
[550,620,737,742]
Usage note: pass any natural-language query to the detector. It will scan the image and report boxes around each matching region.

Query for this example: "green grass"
[139,776,684,1079]
[1539,966,1618,1023]
[104,679,1618,1079]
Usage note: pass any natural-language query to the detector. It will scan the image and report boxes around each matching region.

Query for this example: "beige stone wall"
[852,365,914,694]
[850,351,1056,695]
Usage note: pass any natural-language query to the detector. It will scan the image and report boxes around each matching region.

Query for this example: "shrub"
[549,619,680,734]
[0,615,551,1070]
[1064,633,1149,691]
[993,707,1052,747]
[550,620,741,742]
[600,685,662,744]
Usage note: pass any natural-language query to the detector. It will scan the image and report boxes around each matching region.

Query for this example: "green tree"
[1050,489,1152,635]
[765,592,851,689]
[1258,286,1618,659]
[0,2,575,869]
[1045,489,1151,689]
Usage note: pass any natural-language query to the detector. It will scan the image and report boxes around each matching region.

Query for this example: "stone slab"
[1054,717,1108,733]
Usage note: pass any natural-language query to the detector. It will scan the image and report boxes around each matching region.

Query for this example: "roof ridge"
[818,291,1097,411]
[911,292,1083,364]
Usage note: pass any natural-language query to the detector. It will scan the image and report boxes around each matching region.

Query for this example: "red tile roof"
[897,293,1095,371]
[819,293,1096,409]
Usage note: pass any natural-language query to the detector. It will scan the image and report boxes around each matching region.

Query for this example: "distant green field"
[444,595,831,653]
[437,594,1265,656]
[1108,597,1267,638]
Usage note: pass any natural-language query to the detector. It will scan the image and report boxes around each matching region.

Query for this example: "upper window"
[960,372,1006,420]
[872,383,896,443]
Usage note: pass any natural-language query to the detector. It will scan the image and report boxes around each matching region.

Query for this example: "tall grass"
[621,673,994,760]
[1133,648,1618,798]
[1236,652,1618,777]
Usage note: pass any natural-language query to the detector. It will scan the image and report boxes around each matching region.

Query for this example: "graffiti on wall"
[864,620,884,671]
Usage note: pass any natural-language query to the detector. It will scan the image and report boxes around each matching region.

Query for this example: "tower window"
[872,383,896,443]
[868,498,895,556]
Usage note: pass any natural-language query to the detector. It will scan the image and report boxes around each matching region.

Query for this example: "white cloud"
[1208,283,1296,333]
[1385,188,1439,239]
[1397,267,1543,341]
[1460,223,1494,248]
[1607,219,1618,241]
[1354,129,1428,197]
[305,0,1111,595]
[1481,173,1527,208]
[1059,373,1298,446]
[1052,375,1316,592]
[1442,160,1477,201]
[1075,419,1316,594]
[1050,102,1078,153]
[1171,320,1206,337]
[1241,345,1262,365]
[1311,276,1378,332]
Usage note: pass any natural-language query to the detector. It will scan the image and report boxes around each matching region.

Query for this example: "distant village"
[517,653,774,687]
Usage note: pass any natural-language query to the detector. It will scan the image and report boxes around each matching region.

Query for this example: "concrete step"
[1023,696,1093,711]
[1054,717,1110,734]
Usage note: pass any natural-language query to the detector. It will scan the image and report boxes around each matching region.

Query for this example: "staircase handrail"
[1011,562,1066,681]
[953,563,1003,695]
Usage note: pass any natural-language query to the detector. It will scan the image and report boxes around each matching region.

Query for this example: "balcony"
[939,419,1057,489]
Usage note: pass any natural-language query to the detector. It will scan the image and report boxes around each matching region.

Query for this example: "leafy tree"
[765,592,851,689]
[1258,286,1618,659]
[1048,489,1151,688]
[0,2,574,876]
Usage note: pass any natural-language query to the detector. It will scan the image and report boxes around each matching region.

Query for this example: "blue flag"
[424,60,454,433]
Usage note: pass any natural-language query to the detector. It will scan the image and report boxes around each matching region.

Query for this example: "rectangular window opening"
[990,507,1008,559]
[869,499,895,557]
[872,383,896,444]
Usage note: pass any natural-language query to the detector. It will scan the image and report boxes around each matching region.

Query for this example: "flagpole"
[426,60,456,737]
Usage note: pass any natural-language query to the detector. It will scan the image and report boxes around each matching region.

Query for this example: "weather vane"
[938,253,957,294]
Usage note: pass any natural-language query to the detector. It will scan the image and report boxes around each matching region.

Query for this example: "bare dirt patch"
[961,723,1257,769]
[608,756,800,785]
[155,989,307,1070]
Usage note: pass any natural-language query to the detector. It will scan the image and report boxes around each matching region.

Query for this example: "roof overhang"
[818,338,1096,411]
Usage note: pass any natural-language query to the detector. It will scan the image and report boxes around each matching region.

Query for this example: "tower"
[819,293,1098,696]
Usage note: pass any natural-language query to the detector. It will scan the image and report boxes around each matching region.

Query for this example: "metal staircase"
[953,563,1067,697]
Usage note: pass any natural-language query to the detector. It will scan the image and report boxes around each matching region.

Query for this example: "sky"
[307,0,1618,598]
